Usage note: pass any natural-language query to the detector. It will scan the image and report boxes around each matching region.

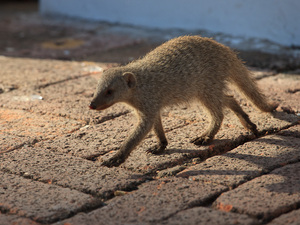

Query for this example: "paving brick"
[177,135,300,187]
[117,110,298,172]
[0,57,102,91]
[0,75,130,124]
[1,14,299,225]
[0,171,101,223]
[0,108,82,153]
[56,177,227,225]
[267,209,300,225]
[37,113,136,158]
[37,112,186,159]
[0,57,124,124]
[0,214,41,225]
[0,146,146,200]
[0,133,31,153]
[258,74,300,113]
[278,124,300,139]
[214,162,300,222]
[251,68,276,80]
[250,111,298,132]
[38,75,130,123]
[162,206,258,225]
[177,154,262,187]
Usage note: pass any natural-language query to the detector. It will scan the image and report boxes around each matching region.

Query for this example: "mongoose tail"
[229,65,278,112]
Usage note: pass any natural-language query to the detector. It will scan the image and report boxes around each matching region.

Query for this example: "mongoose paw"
[251,126,259,137]
[146,144,166,155]
[269,102,279,112]
[245,123,259,137]
[101,155,125,167]
[190,136,212,146]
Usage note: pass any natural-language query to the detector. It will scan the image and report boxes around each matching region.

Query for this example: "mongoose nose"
[89,102,97,110]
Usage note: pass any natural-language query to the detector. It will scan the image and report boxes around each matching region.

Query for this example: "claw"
[101,155,125,167]
[191,136,212,146]
[146,144,166,154]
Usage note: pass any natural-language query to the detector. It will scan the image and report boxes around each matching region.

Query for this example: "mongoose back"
[89,36,276,167]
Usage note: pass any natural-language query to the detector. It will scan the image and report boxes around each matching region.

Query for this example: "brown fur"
[90,36,277,167]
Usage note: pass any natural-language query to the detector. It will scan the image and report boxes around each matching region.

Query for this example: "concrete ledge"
[40,0,300,47]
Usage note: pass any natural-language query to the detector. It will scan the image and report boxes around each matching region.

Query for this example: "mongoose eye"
[105,89,113,97]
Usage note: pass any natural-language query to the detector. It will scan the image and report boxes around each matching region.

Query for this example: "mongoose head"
[89,69,136,110]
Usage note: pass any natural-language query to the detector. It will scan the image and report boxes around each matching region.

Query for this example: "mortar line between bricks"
[36,71,99,89]
[1,124,297,224]
[160,158,300,225]
[0,126,81,155]
[153,187,233,224]
[0,108,131,156]
[0,167,106,212]
[90,126,285,206]
[99,121,300,222]
[86,120,191,162]
[0,171,106,224]
[199,159,300,224]
[0,160,150,202]
[0,206,107,225]
[0,212,48,225]
[2,113,297,193]
[261,203,300,225]
[0,166,153,223]
[63,117,299,198]
[146,119,300,177]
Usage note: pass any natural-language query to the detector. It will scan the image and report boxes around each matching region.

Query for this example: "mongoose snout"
[89,102,113,111]
[89,102,97,110]
[89,35,277,167]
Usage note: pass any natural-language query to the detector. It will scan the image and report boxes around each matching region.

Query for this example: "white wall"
[40,0,300,46]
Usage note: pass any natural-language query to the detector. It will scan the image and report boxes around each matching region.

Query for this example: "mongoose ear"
[123,72,136,88]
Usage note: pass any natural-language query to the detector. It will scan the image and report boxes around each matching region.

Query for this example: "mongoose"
[89,36,277,167]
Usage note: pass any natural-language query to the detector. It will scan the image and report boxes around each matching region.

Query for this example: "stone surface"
[267,209,300,225]
[1,9,300,224]
[36,113,136,159]
[0,171,101,223]
[162,207,258,225]
[214,162,300,222]
[278,124,300,139]
[0,65,129,124]
[0,133,31,154]
[0,108,82,153]
[37,112,187,159]
[117,110,298,173]
[56,177,227,225]
[177,134,300,187]
[0,57,92,90]
[0,146,146,200]
[0,214,41,225]
[258,74,300,113]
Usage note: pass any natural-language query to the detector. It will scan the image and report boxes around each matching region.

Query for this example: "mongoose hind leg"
[146,115,168,154]
[224,95,258,135]
[191,99,224,146]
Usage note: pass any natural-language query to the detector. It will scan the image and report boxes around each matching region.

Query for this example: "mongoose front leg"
[101,113,153,167]
[146,115,168,154]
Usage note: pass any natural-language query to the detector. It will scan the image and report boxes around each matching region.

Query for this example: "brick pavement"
[0,54,299,225]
